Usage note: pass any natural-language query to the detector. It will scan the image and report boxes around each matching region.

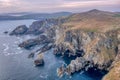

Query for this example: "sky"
[0,0,120,13]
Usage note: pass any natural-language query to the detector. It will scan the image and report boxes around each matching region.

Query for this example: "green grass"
[82,28,98,32]
[113,14,120,17]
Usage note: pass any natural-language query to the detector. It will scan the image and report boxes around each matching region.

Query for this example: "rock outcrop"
[10,25,28,35]
[66,57,86,75]
[4,31,8,34]
[10,18,66,36]
[34,53,44,66]
[19,35,54,49]
[57,64,65,77]
[56,29,120,77]
[26,19,63,35]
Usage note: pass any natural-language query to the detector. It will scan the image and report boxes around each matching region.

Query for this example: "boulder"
[4,31,8,34]
[34,54,44,66]
[57,64,65,77]
[10,25,28,35]
[66,57,86,75]
[28,52,35,58]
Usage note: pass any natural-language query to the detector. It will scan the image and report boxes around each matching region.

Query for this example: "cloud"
[60,0,120,8]
[0,0,120,13]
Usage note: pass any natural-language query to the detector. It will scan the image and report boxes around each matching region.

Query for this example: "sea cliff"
[10,9,120,80]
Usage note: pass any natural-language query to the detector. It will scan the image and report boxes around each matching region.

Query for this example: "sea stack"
[34,53,44,66]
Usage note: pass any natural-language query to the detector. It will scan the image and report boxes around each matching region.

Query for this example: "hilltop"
[61,9,120,33]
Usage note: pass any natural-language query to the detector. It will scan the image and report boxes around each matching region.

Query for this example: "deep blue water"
[0,20,104,80]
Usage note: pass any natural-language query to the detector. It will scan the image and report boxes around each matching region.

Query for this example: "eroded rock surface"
[10,9,120,79]
[34,53,44,66]
[10,25,28,35]
[19,35,53,49]
[56,29,120,77]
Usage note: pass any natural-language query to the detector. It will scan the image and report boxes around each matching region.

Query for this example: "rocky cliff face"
[55,28,120,76]
[10,25,28,35]
[102,44,120,80]
[10,9,120,79]
[10,18,66,35]
[53,10,120,78]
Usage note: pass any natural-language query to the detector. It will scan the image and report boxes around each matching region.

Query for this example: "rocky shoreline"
[9,10,120,80]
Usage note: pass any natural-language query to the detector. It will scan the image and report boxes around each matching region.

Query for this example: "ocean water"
[0,20,104,80]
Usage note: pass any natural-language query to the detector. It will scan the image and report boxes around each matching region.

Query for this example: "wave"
[39,74,48,79]
[58,61,67,66]
[80,71,84,74]
[3,43,23,56]
[3,43,9,52]
[4,52,14,56]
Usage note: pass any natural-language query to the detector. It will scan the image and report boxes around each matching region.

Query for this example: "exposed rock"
[10,18,66,36]
[19,35,53,49]
[19,39,39,49]
[53,42,76,57]
[4,31,8,34]
[25,18,66,35]
[17,19,61,49]
[56,29,120,77]
[66,57,86,75]
[28,52,35,58]
[118,44,120,53]
[26,20,44,35]
[57,64,65,77]
[76,49,85,57]
[57,57,87,76]
[34,53,44,66]
[36,43,53,53]
[28,43,54,58]
[54,30,92,57]
[10,25,28,35]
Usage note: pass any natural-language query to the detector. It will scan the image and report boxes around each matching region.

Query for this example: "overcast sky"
[0,0,120,13]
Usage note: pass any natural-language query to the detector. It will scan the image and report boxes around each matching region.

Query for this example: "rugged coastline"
[10,9,120,80]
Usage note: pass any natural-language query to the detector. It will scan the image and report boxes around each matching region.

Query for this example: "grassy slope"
[61,10,120,33]
[103,61,120,80]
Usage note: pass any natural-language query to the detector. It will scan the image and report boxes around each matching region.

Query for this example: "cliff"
[102,44,120,80]
[10,9,120,80]
[54,10,120,79]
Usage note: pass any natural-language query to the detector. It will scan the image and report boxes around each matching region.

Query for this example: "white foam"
[17,37,23,42]
[3,43,9,52]
[17,47,21,50]
[3,43,23,56]
[18,50,23,54]
[59,61,66,65]
[80,71,84,74]
[4,52,13,56]
[14,41,19,44]
[39,74,48,79]
[4,51,21,56]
